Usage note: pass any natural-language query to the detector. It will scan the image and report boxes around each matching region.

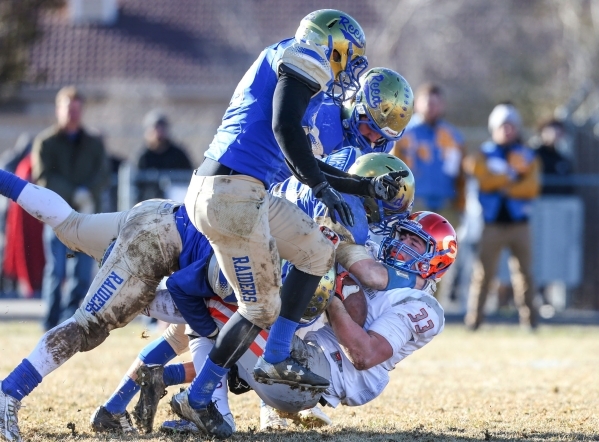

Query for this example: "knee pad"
[162,323,189,355]
[293,228,336,277]
[239,294,281,329]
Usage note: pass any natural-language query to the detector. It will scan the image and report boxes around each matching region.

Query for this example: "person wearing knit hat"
[465,102,540,331]
[488,103,522,134]
[134,109,193,201]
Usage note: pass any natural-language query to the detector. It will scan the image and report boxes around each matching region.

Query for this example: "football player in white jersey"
[188,211,457,413]
[139,211,456,433]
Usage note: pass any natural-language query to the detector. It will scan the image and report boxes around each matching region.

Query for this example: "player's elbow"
[347,348,378,371]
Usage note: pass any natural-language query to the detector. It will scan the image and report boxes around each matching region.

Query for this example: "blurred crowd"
[0,86,194,331]
[0,83,576,330]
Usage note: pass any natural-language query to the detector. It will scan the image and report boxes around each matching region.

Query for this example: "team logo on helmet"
[364,73,385,108]
[338,15,366,49]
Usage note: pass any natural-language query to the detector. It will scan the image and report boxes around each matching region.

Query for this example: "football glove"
[367,170,409,201]
[313,182,354,226]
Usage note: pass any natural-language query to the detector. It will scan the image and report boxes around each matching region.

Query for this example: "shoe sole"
[169,396,208,434]
[160,424,200,434]
[133,365,165,433]
[253,374,328,391]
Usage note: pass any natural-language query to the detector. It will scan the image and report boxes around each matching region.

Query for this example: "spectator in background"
[135,110,193,201]
[465,103,540,331]
[390,82,465,224]
[389,82,466,303]
[32,86,108,331]
[0,133,33,290]
[534,118,574,308]
[1,134,45,299]
[535,118,573,195]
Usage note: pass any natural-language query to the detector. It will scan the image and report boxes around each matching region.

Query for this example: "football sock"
[1,359,42,401]
[104,376,140,414]
[262,316,298,364]
[17,183,73,228]
[139,337,177,365]
[163,363,186,387]
[213,375,231,416]
[187,357,228,409]
[0,169,27,201]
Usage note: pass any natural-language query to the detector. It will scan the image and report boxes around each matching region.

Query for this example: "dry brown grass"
[0,321,598,441]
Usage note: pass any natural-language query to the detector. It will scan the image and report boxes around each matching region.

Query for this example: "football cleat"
[297,405,332,428]
[161,413,235,435]
[132,364,167,434]
[90,406,137,434]
[169,390,233,439]
[253,356,329,390]
[0,386,21,442]
[160,419,200,434]
[260,403,288,430]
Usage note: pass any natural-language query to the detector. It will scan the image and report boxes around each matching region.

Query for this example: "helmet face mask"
[347,153,415,235]
[296,10,367,104]
[343,68,414,152]
[378,211,458,280]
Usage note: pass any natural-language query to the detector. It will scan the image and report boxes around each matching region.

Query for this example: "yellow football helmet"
[348,152,415,235]
[342,67,414,152]
[299,266,336,325]
[296,9,368,102]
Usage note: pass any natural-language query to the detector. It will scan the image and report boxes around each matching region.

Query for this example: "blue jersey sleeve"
[166,262,218,337]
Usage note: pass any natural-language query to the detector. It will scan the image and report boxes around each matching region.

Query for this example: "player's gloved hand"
[367,170,410,201]
[313,182,354,227]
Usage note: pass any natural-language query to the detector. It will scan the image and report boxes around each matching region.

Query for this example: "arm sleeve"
[274,70,372,196]
[317,160,372,196]
[273,69,328,188]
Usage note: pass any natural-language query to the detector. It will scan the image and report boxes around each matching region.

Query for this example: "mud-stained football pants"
[205,297,331,412]
[185,174,335,329]
[52,200,182,335]
[143,291,333,412]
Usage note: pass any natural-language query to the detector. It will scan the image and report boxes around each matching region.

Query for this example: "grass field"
[0,321,597,441]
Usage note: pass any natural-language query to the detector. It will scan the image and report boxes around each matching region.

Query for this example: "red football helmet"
[378,211,458,280]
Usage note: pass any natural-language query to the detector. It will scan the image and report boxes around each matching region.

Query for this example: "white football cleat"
[260,403,288,431]
[297,405,332,427]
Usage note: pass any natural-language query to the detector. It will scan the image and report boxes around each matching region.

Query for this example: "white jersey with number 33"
[308,287,445,407]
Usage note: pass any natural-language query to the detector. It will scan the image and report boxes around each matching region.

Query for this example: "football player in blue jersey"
[179,9,410,438]
[126,154,419,435]
[0,152,410,440]
[273,67,414,183]
[95,68,419,435]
